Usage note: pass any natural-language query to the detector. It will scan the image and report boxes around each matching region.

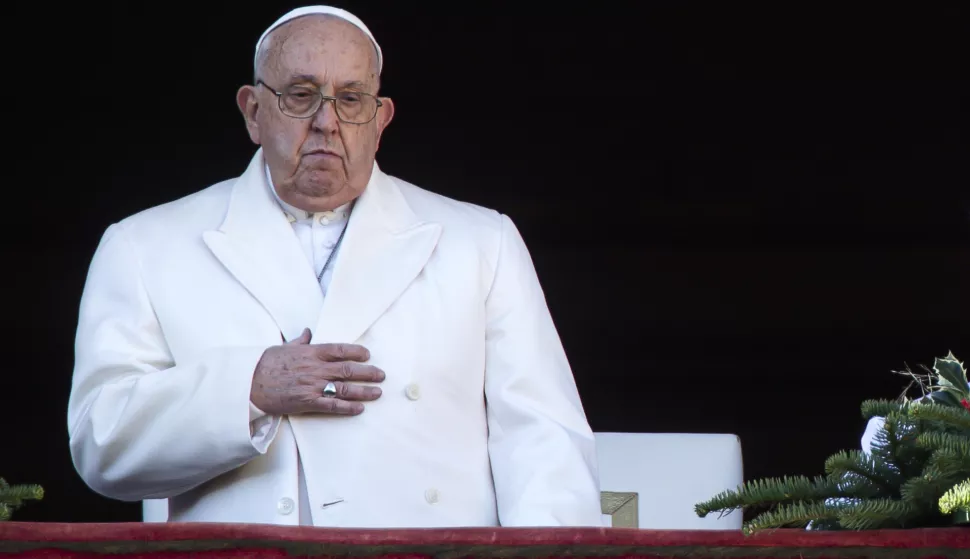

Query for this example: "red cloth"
[0,523,967,558]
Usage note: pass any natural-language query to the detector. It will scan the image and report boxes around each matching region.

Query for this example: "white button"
[277,497,295,515]
[318,213,334,225]
[425,488,440,504]
[405,383,421,401]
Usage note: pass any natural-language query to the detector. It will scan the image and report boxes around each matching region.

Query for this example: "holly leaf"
[933,353,968,395]
[922,389,962,408]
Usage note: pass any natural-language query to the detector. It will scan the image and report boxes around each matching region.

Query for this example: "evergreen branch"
[837,498,922,530]
[741,501,845,535]
[830,474,888,499]
[694,352,969,533]
[824,450,900,494]
[871,414,925,480]
[910,402,970,430]
[925,447,970,476]
[694,476,839,517]
[861,399,908,420]
[0,479,43,522]
[917,432,970,457]
[939,479,970,516]
[900,463,967,510]
[0,484,44,504]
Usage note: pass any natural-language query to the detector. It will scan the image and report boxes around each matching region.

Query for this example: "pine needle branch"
[695,476,840,517]
[939,479,970,516]
[861,399,909,420]
[0,484,44,504]
[0,478,44,522]
[824,451,899,494]
[917,432,970,456]
[696,352,969,533]
[910,403,970,430]
[742,501,846,535]
[837,498,923,530]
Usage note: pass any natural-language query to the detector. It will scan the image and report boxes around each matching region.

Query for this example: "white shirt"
[261,165,352,525]
[265,166,352,295]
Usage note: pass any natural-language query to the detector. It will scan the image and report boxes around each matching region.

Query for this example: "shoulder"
[113,179,235,242]
[383,171,507,240]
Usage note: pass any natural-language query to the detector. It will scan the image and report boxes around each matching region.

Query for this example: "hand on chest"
[164,254,488,411]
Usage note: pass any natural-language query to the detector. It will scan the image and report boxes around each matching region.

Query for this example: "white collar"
[264,164,352,223]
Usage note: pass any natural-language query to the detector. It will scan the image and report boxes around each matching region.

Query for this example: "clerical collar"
[264,164,351,224]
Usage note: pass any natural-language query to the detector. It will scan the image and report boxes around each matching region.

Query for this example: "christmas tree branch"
[695,476,840,517]
[939,479,970,516]
[917,432,970,456]
[910,404,970,430]
[695,352,970,533]
[742,501,845,535]
[824,451,899,495]
[0,478,43,522]
[837,498,921,530]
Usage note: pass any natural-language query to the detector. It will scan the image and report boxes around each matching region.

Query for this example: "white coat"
[67,150,602,527]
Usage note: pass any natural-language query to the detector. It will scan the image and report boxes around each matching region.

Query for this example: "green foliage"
[695,352,970,534]
[694,475,843,517]
[938,479,969,516]
[0,478,43,521]
[911,402,970,430]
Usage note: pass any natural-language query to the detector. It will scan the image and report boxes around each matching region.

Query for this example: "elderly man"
[67,6,602,528]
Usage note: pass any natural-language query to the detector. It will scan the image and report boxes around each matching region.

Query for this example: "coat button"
[405,383,421,401]
[277,497,295,515]
[425,488,440,504]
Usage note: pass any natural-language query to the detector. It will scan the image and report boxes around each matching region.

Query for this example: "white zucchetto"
[254,5,383,74]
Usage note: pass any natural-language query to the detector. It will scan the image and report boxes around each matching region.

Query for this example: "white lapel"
[311,165,442,344]
[202,150,324,341]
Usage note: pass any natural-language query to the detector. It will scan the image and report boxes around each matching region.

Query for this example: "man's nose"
[310,98,340,132]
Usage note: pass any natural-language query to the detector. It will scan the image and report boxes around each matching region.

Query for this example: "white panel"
[594,432,744,530]
[142,498,168,522]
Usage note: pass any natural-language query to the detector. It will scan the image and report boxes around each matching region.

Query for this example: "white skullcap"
[254,5,383,75]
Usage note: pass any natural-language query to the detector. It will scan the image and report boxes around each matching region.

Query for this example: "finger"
[285,328,312,345]
[314,343,370,363]
[326,381,382,401]
[327,362,386,382]
[310,397,365,416]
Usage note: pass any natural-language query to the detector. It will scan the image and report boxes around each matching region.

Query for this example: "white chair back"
[594,432,744,529]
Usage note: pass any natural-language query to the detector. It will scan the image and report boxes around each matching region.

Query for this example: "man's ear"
[236,85,261,144]
[374,97,395,150]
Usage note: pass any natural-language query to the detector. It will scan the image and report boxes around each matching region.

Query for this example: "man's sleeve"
[483,214,603,527]
[67,222,282,502]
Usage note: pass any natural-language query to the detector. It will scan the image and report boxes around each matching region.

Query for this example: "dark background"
[4,3,967,522]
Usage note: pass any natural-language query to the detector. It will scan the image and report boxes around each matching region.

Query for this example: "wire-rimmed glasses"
[257,80,383,124]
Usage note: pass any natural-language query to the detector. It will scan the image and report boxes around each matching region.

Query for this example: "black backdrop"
[4,3,967,522]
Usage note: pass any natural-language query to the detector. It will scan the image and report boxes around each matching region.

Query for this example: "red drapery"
[0,523,966,558]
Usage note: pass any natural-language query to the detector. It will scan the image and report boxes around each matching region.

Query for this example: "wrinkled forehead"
[258,16,380,87]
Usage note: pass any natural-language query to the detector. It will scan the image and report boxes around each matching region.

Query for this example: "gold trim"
[600,491,638,528]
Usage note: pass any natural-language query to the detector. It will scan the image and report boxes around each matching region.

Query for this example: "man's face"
[237,16,394,212]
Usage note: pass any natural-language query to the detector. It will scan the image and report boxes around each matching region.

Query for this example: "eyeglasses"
[256,80,383,124]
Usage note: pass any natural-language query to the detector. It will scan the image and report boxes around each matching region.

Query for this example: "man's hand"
[250,328,384,416]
